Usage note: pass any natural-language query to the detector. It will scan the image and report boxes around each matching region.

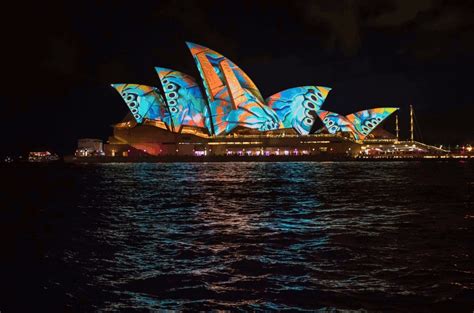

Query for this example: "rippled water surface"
[1,162,473,311]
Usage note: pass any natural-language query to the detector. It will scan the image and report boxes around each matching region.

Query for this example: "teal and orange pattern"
[266,86,331,135]
[155,67,209,133]
[186,42,280,135]
[318,108,398,140]
[111,43,398,140]
[111,84,169,124]
[346,108,398,139]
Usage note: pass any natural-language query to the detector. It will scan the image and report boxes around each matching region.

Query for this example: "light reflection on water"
[2,161,473,311]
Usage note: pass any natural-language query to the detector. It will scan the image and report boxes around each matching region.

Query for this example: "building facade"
[102,43,400,158]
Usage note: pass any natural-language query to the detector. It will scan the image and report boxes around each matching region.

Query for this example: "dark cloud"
[367,0,474,59]
[297,0,362,55]
[366,0,433,27]
[292,0,474,59]
[42,37,78,76]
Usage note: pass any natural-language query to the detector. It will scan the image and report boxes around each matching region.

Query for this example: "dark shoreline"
[62,155,473,163]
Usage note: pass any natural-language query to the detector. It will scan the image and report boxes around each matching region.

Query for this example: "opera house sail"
[108,42,399,156]
[111,83,173,130]
[317,108,398,140]
[266,86,331,135]
[186,42,282,135]
[111,84,168,124]
[345,108,398,139]
[155,67,209,133]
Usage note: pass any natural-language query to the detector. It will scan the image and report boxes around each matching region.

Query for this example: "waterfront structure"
[28,151,60,162]
[105,42,404,157]
[75,138,104,157]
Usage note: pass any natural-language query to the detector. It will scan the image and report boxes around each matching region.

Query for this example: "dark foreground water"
[1,161,473,312]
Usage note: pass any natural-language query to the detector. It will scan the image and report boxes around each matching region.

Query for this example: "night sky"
[4,0,474,155]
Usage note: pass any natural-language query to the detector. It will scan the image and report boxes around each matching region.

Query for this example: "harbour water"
[1,161,473,311]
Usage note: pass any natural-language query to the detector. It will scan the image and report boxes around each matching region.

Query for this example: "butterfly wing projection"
[155,67,210,133]
[317,109,360,140]
[186,43,234,135]
[266,86,331,135]
[111,83,169,124]
[187,42,276,135]
[345,107,398,140]
[219,59,281,132]
[186,42,264,102]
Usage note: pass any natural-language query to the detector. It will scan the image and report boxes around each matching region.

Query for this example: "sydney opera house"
[103,42,400,157]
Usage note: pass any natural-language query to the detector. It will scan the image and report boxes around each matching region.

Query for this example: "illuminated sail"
[186,42,264,101]
[186,42,272,135]
[317,107,399,140]
[317,109,359,139]
[111,83,169,124]
[219,59,281,132]
[111,44,397,141]
[186,43,232,135]
[266,86,331,135]
[155,67,210,133]
[345,108,398,140]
